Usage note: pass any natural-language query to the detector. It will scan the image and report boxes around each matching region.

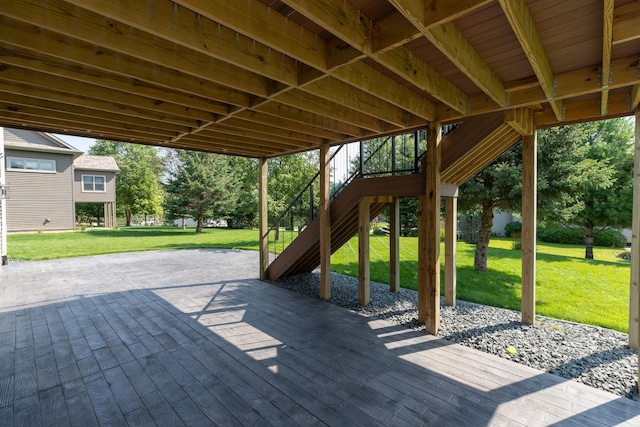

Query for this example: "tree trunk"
[585,226,594,259]
[474,202,495,271]
[125,209,132,226]
[196,216,204,233]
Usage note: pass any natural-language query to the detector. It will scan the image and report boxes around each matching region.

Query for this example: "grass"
[331,235,631,333]
[8,227,631,332]
[7,226,259,260]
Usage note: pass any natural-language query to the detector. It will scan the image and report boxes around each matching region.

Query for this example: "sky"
[53,134,95,153]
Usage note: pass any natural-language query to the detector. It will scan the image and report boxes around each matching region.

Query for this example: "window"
[7,157,56,173]
[82,175,106,192]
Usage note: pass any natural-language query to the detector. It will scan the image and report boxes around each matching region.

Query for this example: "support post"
[444,196,457,306]
[259,157,268,281]
[319,143,332,300]
[521,130,537,324]
[390,197,400,292]
[629,108,640,349]
[0,127,6,266]
[359,197,370,305]
[418,122,441,334]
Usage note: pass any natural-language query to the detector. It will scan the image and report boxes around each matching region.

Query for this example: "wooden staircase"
[266,113,523,280]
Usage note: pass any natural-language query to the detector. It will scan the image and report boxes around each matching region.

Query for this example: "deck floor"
[1,249,639,426]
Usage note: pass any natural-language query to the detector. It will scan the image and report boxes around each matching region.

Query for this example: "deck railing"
[266,129,429,259]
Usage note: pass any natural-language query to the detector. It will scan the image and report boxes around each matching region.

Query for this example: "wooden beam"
[444,196,457,306]
[389,0,507,107]
[279,0,372,55]
[280,0,468,114]
[0,66,221,123]
[505,107,534,136]
[63,0,299,87]
[255,102,363,138]
[418,121,442,333]
[3,0,272,97]
[359,197,371,306]
[390,197,400,292]
[376,47,468,114]
[274,90,395,133]
[259,158,269,281]
[521,128,537,325]
[601,0,614,116]
[613,0,640,45]
[439,54,640,121]
[629,108,640,350]
[319,143,331,300]
[499,0,564,122]
[331,62,435,121]
[632,86,640,111]
[302,77,418,128]
[176,0,327,70]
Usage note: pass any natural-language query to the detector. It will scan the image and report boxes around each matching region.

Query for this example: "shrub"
[594,230,627,248]
[537,227,583,245]
[537,226,627,248]
[504,221,522,237]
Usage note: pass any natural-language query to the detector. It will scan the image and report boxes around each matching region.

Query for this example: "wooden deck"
[1,249,639,426]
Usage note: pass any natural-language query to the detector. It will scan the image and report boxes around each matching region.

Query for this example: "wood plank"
[498,0,564,121]
[319,143,331,300]
[601,0,614,116]
[419,122,442,333]
[390,197,400,293]
[632,85,640,110]
[613,0,640,45]
[3,0,271,97]
[390,0,507,107]
[259,158,268,281]
[521,130,537,325]
[64,0,298,87]
[444,196,457,306]
[358,197,371,306]
[376,47,468,115]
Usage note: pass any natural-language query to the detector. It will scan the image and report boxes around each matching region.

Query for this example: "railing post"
[309,183,314,222]
[259,157,269,281]
[414,130,420,172]
[391,135,396,175]
[319,143,332,300]
[359,139,364,176]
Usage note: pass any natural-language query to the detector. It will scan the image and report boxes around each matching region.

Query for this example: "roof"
[73,155,120,173]
[0,0,639,158]
[3,128,83,156]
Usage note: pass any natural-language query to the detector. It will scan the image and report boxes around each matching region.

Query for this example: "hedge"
[536,226,626,248]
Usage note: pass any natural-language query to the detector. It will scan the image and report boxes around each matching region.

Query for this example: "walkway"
[1,249,639,426]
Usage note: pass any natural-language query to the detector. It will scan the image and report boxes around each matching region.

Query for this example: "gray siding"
[5,149,75,231]
[73,170,116,202]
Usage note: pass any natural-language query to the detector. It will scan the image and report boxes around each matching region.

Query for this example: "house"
[1,127,119,232]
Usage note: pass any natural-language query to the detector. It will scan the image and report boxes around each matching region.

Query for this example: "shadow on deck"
[1,249,638,425]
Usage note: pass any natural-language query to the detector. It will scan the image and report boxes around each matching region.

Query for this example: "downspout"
[0,127,7,265]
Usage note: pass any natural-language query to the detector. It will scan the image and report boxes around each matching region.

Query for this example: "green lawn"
[8,227,631,332]
[331,235,631,333]
[7,227,259,260]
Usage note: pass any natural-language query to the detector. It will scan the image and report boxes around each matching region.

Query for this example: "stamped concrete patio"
[1,248,639,426]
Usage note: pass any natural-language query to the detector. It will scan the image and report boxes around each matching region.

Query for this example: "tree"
[227,156,259,229]
[164,150,239,233]
[561,119,634,259]
[90,141,164,226]
[458,121,618,270]
[268,151,319,230]
[75,202,104,226]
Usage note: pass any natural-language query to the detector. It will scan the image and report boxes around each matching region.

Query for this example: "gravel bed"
[270,271,639,400]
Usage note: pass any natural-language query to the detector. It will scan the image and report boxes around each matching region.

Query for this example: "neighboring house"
[2,128,119,232]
